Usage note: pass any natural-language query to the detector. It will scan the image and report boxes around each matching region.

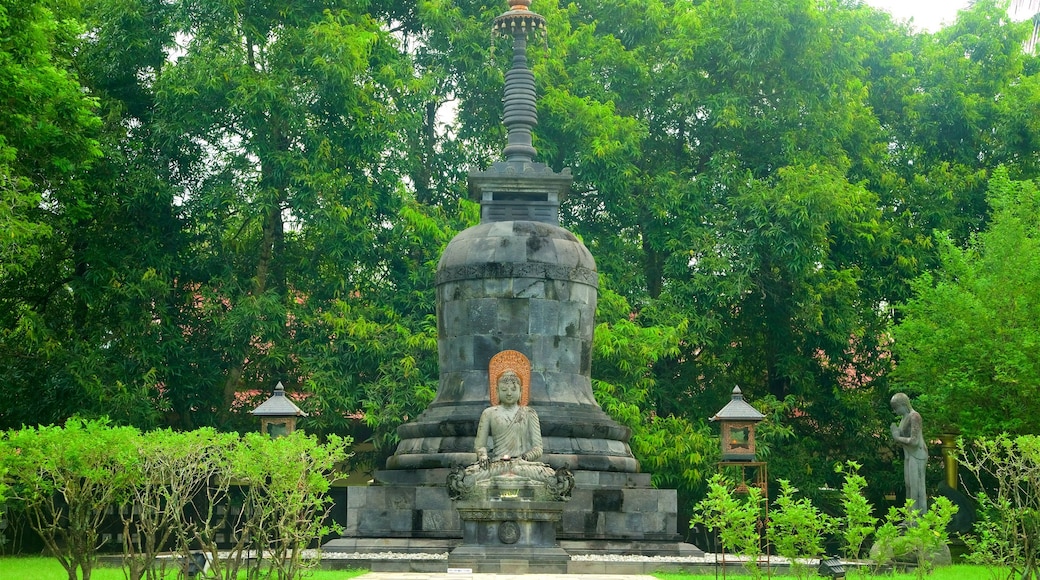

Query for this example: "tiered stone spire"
[495,0,545,162]
[468,0,570,225]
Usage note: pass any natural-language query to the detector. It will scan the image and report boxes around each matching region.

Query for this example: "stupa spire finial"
[493,0,546,163]
[467,0,569,225]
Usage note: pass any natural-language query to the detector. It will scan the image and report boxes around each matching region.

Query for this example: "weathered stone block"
[467,238,497,264]
[545,279,570,300]
[486,221,514,237]
[435,374,466,401]
[579,307,596,338]
[526,372,550,403]
[493,235,526,263]
[593,489,624,512]
[495,298,528,331]
[387,487,415,509]
[583,511,604,535]
[472,335,503,371]
[602,511,643,536]
[525,233,559,264]
[527,298,559,334]
[557,302,581,338]
[439,299,463,337]
[624,489,662,513]
[514,278,544,299]
[421,509,459,532]
[483,277,513,297]
[347,486,381,509]
[468,299,498,334]
[358,510,390,534]
[388,509,416,532]
[451,337,474,368]
[415,487,451,510]
[570,283,593,305]
[641,511,668,533]
[553,237,581,267]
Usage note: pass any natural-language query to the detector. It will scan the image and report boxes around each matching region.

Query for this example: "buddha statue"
[448,351,573,501]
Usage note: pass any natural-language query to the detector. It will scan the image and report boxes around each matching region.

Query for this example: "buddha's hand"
[478,453,490,470]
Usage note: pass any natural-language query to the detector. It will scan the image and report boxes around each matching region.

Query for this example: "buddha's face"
[497,371,522,405]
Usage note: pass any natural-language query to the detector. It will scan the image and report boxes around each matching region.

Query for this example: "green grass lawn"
[0,556,1004,579]
[0,556,369,580]
[653,566,998,580]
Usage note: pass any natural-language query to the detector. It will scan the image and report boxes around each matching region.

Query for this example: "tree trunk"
[221,110,289,413]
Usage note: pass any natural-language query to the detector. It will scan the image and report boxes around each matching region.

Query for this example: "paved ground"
[353,574,659,580]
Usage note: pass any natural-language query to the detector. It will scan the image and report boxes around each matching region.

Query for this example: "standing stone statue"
[890,392,928,513]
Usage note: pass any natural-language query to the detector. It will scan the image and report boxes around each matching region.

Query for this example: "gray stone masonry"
[332,470,695,553]
[387,221,639,474]
[448,499,570,574]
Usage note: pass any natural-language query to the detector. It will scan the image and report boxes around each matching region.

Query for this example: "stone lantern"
[710,386,765,461]
[250,382,307,437]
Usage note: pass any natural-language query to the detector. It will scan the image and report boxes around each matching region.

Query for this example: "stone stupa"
[327,0,701,558]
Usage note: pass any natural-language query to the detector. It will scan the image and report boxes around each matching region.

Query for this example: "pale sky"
[864,0,971,32]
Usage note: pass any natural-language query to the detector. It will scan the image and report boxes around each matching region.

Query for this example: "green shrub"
[1,422,350,580]
[835,460,878,563]
[2,419,138,580]
[175,431,350,580]
[767,479,832,579]
[960,435,1040,580]
[873,496,957,580]
[120,428,232,580]
[692,473,765,578]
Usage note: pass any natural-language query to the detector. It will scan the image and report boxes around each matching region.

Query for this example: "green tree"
[150,0,417,429]
[858,0,1040,304]
[0,0,101,276]
[891,168,1040,437]
[593,285,716,506]
[0,0,446,444]
[0,0,201,430]
[216,432,348,580]
[0,0,115,428]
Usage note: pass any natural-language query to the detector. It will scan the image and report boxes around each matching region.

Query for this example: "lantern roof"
[710,386,765,422]
[250,382,308,417]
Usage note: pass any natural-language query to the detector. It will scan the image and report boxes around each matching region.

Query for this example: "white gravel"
[316,551,807,564]
[318,551,448,560]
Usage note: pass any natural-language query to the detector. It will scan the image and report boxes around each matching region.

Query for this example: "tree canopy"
[1,0,1039,504]
[892,167,1040,438]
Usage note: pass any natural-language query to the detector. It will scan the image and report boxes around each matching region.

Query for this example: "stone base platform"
[321,537,703,559]
[331,469,702,557]
[316,554,806,576]
[449,547,571,574]
[447,498,569,574]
